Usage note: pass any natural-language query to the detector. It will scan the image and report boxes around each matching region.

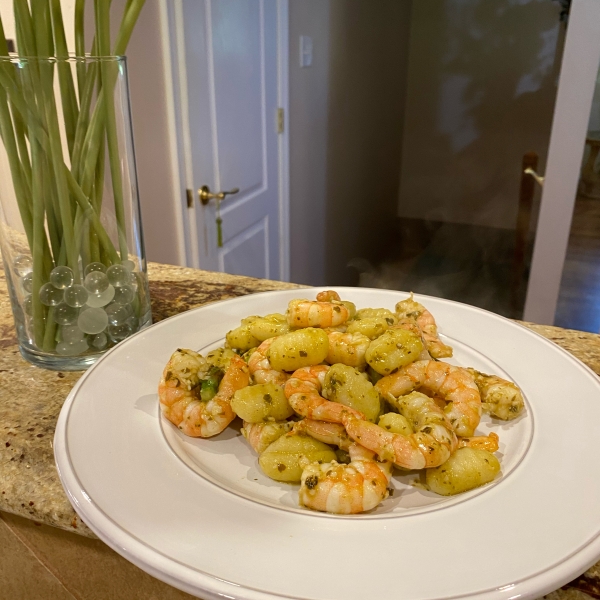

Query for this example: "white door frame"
[158,0,291,281]
[523,0,600,325]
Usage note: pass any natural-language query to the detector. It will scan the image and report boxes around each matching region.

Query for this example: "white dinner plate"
[55,288,600,600]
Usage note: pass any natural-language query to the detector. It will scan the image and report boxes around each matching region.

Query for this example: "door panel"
[221,217,270,279]
[179,0,281,278]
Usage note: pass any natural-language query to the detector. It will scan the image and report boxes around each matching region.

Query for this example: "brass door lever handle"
[199,185,240,205]
[524,168,544,186]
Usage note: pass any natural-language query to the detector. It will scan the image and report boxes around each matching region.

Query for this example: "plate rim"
[54,286,600,600]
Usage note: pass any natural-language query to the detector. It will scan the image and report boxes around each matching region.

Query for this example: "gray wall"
[289,0,412,286]
[288,0,331,286]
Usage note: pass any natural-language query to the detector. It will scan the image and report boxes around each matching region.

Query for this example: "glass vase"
[0,56,151,370]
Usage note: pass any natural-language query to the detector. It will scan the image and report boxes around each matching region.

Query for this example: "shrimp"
[317,290,341,302]
[391,318,432,361]
[326,331,371,368]
[287,298,349,328]
[458,432,499,452]
[467,368,525,421]
[395,295,453,358]
[298,443,392,514]
[159,350,249,437]
[284,365,364,423]
[295,419,353,450]
[242,420,294,454]
[376,360,481,437]
[343,392,457,469]
[248,338,289,385]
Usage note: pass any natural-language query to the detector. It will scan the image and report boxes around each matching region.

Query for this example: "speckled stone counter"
[1,264,600,599]
[0,262,301,537]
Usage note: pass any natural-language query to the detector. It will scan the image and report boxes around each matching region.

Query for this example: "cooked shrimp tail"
[458,432,500,452]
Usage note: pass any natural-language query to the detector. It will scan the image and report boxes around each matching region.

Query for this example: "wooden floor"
[555,196,600,333]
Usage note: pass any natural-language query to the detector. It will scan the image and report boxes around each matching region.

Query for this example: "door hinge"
[276,107,284,134]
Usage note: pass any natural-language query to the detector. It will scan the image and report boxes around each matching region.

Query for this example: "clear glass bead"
[39,283,64,307]
[56,339,89,356]
[22,272,33,293]
[105,302,132,325]
[113,285,135,305]
[54,303,79,326]
[84,271,109,294]
[61,324,85,344]
[23,295,33,316]
[106,264,131,288]
[85,284,115,308]
[108,323,133,341]
[84,262,107,276]
[125,315,139,331]
[90,332,108,350]
[122,259,136,272]
[64,284,88,308]
[49,266,74,290]
[13,255,32,277]
[78,307,109,335]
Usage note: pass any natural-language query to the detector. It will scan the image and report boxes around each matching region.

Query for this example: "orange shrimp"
[284,365,364,423]
[342,392,457,469]
[159,350,249,438]
[395,295,453,358]
[326,331,371,368]
[458,432,500,452]
[287,298,349,328]
[467,368,525,421]
[298,443,392,514]
[376,360,481,437]
[248,338,289,385]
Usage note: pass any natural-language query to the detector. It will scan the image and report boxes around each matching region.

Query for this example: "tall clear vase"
[0,55,151,370]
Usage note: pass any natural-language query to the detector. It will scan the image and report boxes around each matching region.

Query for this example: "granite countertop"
[1,262,600,599]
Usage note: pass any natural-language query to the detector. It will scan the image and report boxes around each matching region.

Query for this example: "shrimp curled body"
[467,369,525,421]
[343,391,458,469]
[159,350,249,437]
[395,296,453,358]
[248,338,289,385]
[376,360,481,437]
[326,331,371,368]
[299,443,392,514]
[287,299,349,328]
[284,366,364,423]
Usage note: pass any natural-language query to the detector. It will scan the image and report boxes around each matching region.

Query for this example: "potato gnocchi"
[159,290,525,515]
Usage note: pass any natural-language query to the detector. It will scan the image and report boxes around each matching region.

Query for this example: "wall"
[0,0,183,266]
[398,0,563,229]
[324,0,411,285]
[288,0,412,286]
[288,0,331,286]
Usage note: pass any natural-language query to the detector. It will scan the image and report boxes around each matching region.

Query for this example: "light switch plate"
[299,35,313,68]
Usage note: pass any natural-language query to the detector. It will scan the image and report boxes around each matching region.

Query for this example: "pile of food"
[158,291,525,514]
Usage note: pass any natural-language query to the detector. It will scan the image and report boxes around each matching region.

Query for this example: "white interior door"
[173,0,285,279]
[524,0,600,324]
